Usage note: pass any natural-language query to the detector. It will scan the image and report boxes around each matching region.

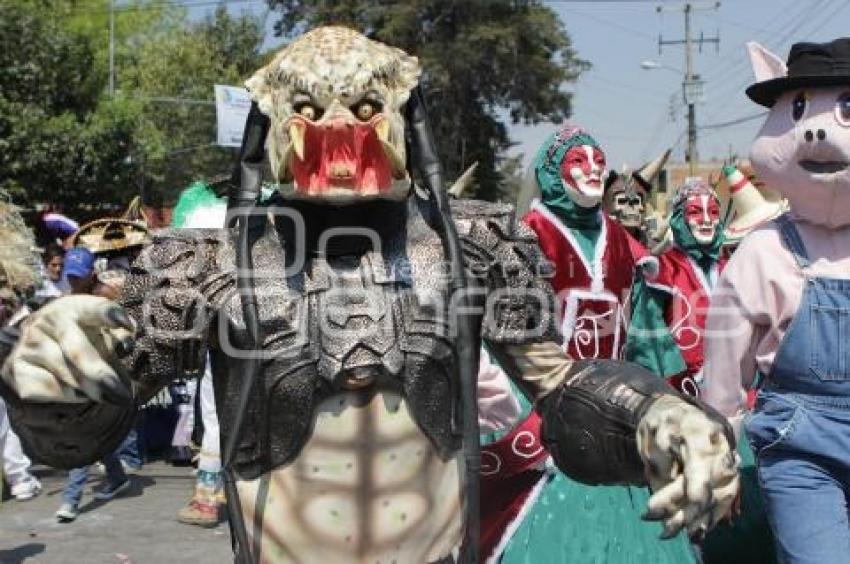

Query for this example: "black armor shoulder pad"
[121,228,235,401]
[451,199,559,345]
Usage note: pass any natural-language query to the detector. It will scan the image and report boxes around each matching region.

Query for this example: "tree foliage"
[267,0,588,201]
[0,1,265,210]
[0,1,140,206]
[120,6,265,206]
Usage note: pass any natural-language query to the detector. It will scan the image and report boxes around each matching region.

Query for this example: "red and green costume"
[481,126,696,564]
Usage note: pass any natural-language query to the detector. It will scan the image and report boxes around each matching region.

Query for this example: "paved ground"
[0,462,231,564]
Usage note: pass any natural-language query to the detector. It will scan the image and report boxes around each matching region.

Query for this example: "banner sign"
[214,85,252,147]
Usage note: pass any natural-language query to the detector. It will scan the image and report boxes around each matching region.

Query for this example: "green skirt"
[484,379,696,564]
[495,473,697,564]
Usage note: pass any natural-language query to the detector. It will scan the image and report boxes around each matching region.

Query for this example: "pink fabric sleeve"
[702,224,802,419]
[477,348,522,434]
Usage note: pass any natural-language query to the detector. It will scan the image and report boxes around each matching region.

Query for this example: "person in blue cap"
[62,247,97,296]
[55,246,132,522]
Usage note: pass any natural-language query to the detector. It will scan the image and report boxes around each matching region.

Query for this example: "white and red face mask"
[559,145,607,208]
[684,194,721,245]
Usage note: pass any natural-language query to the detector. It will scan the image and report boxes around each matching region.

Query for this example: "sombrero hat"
[72,218,149,254]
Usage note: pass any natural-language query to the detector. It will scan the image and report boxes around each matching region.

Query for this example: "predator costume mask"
[245,27,420,202]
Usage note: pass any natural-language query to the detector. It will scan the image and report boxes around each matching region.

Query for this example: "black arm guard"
[0,327,137,469]
[538,359,735,486]
[1,390,137,470]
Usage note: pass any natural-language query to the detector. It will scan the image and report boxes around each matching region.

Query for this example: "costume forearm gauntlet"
[0,326,137,469]
[538,359,719,486]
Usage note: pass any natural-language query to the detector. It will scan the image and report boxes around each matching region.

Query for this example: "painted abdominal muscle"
[236,390,463,563]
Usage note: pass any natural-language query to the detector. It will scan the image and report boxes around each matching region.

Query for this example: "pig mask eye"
[792,92,807,122]
[837,92,850,126]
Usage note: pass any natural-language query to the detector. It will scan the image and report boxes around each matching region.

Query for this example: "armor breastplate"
[212,205,462,480]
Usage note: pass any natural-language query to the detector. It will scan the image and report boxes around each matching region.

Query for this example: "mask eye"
[792,91,807,121]
[351,100,381,121]
[837,92,850,125]
[294,102,322,121]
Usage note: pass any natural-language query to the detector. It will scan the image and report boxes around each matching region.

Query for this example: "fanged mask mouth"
[282,115,408,197]
[798,160,850,174]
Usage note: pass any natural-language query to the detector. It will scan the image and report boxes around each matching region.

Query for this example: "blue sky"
[196,0,849,169]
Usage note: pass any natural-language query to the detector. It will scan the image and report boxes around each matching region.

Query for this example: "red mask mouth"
[286,115,406,197]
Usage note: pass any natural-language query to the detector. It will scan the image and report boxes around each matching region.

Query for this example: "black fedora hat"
[746,37,850,107]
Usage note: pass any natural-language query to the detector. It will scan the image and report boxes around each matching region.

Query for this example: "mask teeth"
[380,140,407,179]
[375,118,390,143]
[289,122,306,161]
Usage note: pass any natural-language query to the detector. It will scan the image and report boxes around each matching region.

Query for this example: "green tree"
[0,1,266,210]
[0,0,184,209]
[120,6,266,205]
[0,1,143,208]
[267,0,588,201]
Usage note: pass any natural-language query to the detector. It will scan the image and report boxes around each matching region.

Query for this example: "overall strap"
[774,214,810,269]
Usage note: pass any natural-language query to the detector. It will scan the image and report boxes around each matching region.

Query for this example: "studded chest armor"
[121,197,557,480]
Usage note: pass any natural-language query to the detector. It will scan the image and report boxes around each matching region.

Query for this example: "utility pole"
[657,2,720,175]
[109,0,115,97]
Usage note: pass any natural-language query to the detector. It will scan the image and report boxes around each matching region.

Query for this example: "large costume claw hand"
[2,295,136,404]
[637,395,740,541]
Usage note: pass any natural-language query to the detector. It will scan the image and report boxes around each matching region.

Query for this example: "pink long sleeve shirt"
[702,216,850,420]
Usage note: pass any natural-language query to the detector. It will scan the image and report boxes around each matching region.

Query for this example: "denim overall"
[745,215,850,564]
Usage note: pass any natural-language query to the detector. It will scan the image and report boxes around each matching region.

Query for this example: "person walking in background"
[1,398,41,501]
[62,247,97,295]
[35,244,66,298]
[54,247,132,522]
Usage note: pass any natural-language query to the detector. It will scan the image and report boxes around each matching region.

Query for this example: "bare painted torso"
[236,389,464,564]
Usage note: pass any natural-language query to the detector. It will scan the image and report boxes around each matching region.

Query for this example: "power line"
[66,0,263,15]
[657,2,721,174]
[701,0,843,124]
[562,7,657,41]
[698,0,818,86]
[134,95,216,106]
[699,111,767,130]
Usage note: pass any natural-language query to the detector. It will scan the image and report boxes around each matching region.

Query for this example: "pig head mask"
[747,40,850,228]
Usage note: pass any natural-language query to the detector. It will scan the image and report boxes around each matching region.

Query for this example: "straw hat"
[71,218,149,254]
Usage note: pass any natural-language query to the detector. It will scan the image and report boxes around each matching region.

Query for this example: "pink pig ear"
[747,41,787,82]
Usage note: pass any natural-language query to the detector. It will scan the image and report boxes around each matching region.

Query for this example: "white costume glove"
[2,295,135,404]
[637,395,740,540]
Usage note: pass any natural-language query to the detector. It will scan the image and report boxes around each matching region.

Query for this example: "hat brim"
[746,74,850,107]
[724,203,784,243]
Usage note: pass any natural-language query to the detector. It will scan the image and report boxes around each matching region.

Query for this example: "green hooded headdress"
[668,179,725,272]
[532,125,607,263]
[532,124,603,229]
